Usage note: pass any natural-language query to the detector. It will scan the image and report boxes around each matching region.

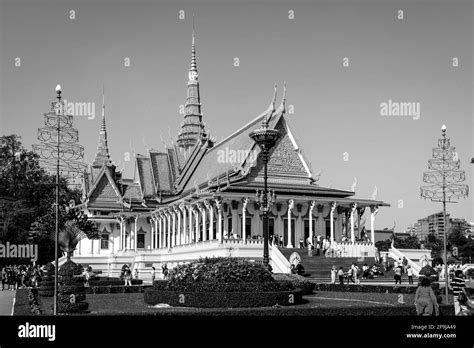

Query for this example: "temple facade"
[72,31,389,277]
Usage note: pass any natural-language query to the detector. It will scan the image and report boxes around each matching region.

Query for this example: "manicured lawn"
[37,291,453,316]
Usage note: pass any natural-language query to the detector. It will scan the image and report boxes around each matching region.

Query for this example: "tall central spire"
[92,87,111,169]
[177,20,205,153]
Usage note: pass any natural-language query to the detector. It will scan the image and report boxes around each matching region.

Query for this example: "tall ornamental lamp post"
[420,125,469,304]
[33,85,87,315]
[249,111,281,267]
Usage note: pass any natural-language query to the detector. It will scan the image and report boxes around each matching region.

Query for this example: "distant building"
[413,212,451,241]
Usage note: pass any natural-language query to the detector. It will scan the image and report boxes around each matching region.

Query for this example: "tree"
[423,233,443,257]
[447,225,468,250]
[375,239,392,252]
[0,134,98,264]
[31,204,99,262]
[394,235,421,249]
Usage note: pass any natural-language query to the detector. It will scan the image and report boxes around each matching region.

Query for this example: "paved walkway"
[0,290,15,315]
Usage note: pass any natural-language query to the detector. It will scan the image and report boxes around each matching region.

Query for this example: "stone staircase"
[279,248,413,283]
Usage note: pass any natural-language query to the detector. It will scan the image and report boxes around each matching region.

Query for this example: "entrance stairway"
[279,248,413,283]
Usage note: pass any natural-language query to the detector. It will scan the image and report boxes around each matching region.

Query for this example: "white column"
[309,201,315,242]
[194,206,199,242]
[200,203,207,241]
[154,216,158,249]
[180,204,187,244]
[176,208,181,245]
[126,219,130,250]
[242,198,248,242]
[118,217,123,251]
[205,200,214,240]
[150,217,155,249]
[216,199,223,243]
[166,212,171,249]
[370,205,379,245]
[350,203,357,244]
[171,210,176,247]
[90,238,94,255]
[134,216,138,252]
[330,202,336,242]
[287,199,294,248]
[188,206,194,243]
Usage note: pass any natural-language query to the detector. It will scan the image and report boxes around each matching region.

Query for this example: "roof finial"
[263,84,277,128]
[189,14,198,79]
[100,85,106,133]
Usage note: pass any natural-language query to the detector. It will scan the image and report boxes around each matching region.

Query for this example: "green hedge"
[38,289,55,297]
[85,285,151,294]
[88,279,143,286]
[272,274,315,295]
[57,302,89,313]
[144,288,303,308]
[314,283,440,294]
[153,280,294,293]
[59,285,86,295]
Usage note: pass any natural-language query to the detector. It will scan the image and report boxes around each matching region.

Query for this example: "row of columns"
[107,200,380,253]
[150,199,224,249]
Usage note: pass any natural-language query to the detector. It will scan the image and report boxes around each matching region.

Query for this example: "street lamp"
[249,110,281,267]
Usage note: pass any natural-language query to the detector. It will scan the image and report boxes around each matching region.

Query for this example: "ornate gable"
[89,173,121,202]
[250,119,309,179]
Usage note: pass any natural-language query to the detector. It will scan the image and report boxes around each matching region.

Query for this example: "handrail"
[388,243,421,277]
[269,245,291,273]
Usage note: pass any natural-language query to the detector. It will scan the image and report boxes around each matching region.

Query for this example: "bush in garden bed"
[144,288,303,308]
[84,285,151,294]
[38,264,55,297]
[272,274,315,295]
[152,280,294,293]
[88,279,143,286]
[314,283,441,295]
[57,302,89,313]
[56,260,88,314]
[167,257,274,289]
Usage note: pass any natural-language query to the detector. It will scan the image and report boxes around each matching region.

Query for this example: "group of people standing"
[1,264,43,291]
[330,263,361,285]
[302,235,330,257]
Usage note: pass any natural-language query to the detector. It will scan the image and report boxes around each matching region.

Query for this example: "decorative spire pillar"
[177,28,205,152]
[92,88,112,169]
[287,200,294,248]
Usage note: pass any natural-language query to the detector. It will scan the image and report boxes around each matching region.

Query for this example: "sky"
[0,0,472,230]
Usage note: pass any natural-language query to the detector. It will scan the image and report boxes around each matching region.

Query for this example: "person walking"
[330,266,337,284]
[124,268,132,286]
[337,267,345,285]
[407,266,414,285]
[451,270,466,315]
[306,236,313,256]
[414,277,439,316]
[279,236,284,248]
[151,266,156,284]
[394,265,403,285]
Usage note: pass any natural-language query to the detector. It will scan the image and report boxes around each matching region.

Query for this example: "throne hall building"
[73,32,389,277]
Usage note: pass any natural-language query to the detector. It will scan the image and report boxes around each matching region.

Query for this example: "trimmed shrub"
[85,285,150,294]
[152,280,294,293]
[88,279,143,286]
[57,302,89,313]
[273,274,315,295]
[144,288,302,308]
[38,265,56,297]
[167,257,274,289]
[314,283,442,297]
[57,260,88,314]
[38,289,55,297]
